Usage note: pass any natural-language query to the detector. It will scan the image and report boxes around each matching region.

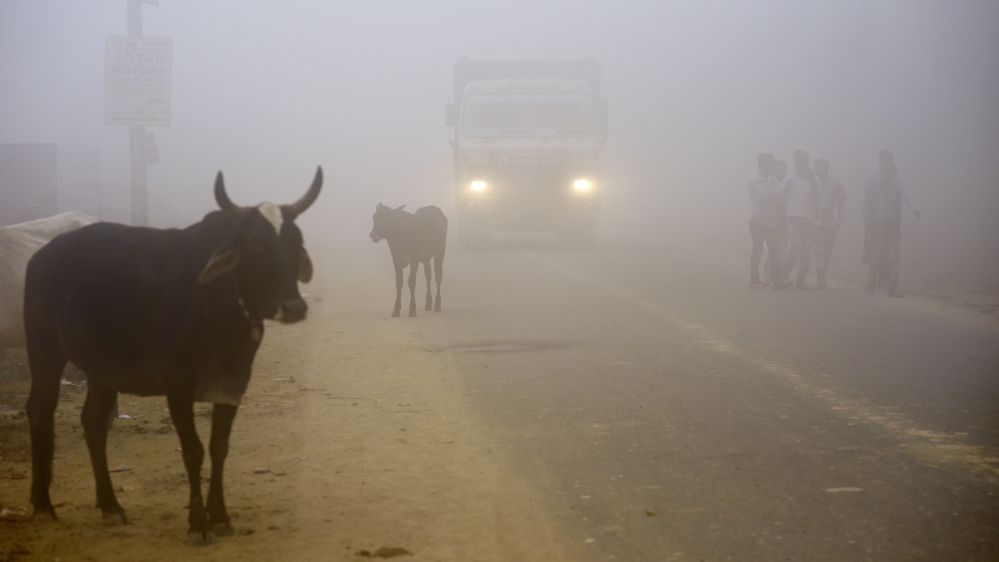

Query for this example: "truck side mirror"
[445,102,459,127]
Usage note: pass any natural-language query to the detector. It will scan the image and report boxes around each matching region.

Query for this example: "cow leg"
[424,258,433,311]
[80,383,129,524]
[205,403,238,536]
[107,394,118,431]
[408,259,418,317]
[393,257,403,317]
[25,344,66,521]
[433,253,444,312]
[167,394,212,545]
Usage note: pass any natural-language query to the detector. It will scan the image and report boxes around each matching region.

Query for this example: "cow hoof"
[392,310,401,317]
[434,305,441,313]
[212,522,236,537]
[409,310,417,318]
[32,507,58,522]
[103,511,129,526]
[189,530,215,546]
[425,305,432,311]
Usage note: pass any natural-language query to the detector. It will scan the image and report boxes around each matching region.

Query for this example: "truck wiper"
[497,130,540,137]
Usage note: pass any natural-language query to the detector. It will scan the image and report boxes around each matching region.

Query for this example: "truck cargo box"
[453,56,602,101]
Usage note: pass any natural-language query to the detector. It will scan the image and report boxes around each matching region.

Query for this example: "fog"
[1,0,997,291]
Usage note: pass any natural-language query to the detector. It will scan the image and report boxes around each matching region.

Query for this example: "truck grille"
[479,163,571,192]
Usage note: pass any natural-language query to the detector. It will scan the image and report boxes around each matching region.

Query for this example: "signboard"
[105,36,172,126]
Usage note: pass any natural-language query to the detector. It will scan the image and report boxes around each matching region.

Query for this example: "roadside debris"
[109,464,131,473]
[0,506,29,521]
[355,547,413,558]
[253,468,271,474]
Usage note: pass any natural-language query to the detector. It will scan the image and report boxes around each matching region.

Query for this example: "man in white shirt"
[748,153,791,290]
[762,159,788,286]
[782,149,821,289]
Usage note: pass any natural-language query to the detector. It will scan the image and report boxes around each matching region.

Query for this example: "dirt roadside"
[0,262,581,562]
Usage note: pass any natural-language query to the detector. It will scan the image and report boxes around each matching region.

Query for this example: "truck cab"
[447,57,607,248]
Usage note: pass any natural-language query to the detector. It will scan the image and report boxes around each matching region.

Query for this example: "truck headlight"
[470,180,487,191]
[573,179,593,192]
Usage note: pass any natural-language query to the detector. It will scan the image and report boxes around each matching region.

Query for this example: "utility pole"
[106,0,166,226]
[127,0,147,226]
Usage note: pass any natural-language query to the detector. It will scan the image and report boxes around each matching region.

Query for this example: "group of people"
[748,149,919,295]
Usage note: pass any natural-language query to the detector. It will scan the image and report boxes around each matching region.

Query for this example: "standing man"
[762,159,788,286]
[864,162,904,296]
[774,159,788,183]
[782,149,821,289]
[748,153,789,290]
[865,150,920,219]
[864,150,921,288]
[813,158,847,288]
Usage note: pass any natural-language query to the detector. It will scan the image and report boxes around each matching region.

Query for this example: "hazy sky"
[1,1,997,289]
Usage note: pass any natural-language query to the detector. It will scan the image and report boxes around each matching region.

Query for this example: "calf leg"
[168,394,212,545]
[433,253,444,312]
[393,259,403,317]
[81,383,128,524]
[206,403,238,536]
[25,345,66,520]
[408,259,418,317]
[424,258,433,311]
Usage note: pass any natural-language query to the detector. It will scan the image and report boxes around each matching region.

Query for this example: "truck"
[446,56,607,248]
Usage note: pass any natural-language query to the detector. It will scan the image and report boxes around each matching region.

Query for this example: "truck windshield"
[461,93,596,138]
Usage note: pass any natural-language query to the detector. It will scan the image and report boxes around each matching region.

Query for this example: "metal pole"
[127,0,147,226]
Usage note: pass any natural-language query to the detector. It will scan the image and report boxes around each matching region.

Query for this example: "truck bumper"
[458,191,600,233]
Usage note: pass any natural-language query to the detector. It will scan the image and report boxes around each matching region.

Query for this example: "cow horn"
[288,166,323,217]
[214,171,241,215]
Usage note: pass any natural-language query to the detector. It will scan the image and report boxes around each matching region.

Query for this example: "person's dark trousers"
[866,234,900,293]
[815,223,840,286]
[785,217,814,287]
[750,222,782,286]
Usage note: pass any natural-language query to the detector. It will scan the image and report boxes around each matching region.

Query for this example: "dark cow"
[23,167,322,545]
[369,204,447,317]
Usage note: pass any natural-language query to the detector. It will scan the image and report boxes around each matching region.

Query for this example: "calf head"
[370,203,406,243]
[198,167,322,323]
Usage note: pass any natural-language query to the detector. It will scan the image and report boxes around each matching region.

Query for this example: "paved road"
[413,238,999,561]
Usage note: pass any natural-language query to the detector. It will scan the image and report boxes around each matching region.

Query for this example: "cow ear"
[298,248,313,283]
[395,204,406,211]
[199,247,241,284]
[376,203,384,210]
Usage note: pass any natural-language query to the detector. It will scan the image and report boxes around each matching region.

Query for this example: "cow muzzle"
[275,299,308,324]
